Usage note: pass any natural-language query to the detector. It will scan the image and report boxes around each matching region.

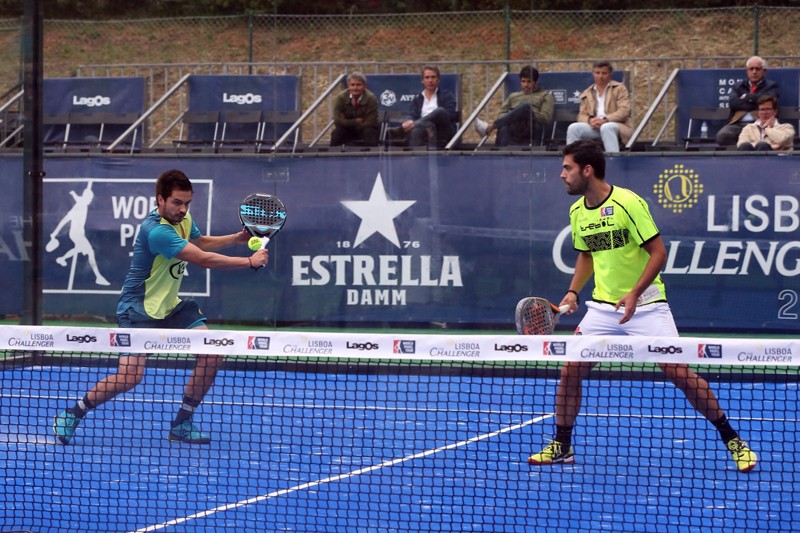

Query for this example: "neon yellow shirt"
[569,185,666,305]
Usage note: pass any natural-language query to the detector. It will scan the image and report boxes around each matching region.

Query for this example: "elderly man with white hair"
[716,56,780,146]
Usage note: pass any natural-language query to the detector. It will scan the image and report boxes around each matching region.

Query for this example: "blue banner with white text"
[0,153,797,332]
[42,77,145,145]
[187,75,301,142]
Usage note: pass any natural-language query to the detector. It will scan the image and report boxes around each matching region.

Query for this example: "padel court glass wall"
[0,151,798,332]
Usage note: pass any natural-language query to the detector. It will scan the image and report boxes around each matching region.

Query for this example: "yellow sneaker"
[726,437,757,472]
[528,440,574,465]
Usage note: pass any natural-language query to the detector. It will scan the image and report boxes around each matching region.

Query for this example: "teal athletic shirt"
[117,209,201,319]
[569,185,667,306]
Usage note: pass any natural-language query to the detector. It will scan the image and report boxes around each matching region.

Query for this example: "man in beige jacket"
[737,95,795,151]
[566,61,633,153]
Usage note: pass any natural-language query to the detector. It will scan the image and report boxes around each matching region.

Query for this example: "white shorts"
[576,301,679,337]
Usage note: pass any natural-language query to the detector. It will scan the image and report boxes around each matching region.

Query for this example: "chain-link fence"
[1,6,799,146]
[17,6,798,80]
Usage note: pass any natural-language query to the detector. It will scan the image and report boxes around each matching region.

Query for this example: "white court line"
[128,413,555,533]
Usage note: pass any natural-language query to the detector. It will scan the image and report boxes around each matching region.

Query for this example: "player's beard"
[161,210,185,225]
[565,175,589,196]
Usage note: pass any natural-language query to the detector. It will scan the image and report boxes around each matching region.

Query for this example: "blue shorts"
[117,299,207,330]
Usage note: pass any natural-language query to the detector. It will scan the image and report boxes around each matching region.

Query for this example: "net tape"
[2,325,798,365]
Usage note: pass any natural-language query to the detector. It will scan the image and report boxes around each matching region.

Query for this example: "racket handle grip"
[558,304,570,314]
[260,237,270,249]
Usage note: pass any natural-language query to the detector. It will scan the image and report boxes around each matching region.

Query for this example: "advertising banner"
[0,153,797,332]
[186,75,301,141]
[42,77,145,145]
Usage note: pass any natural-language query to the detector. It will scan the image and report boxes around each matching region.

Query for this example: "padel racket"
[239,193,287,249]
[515,297,570,335]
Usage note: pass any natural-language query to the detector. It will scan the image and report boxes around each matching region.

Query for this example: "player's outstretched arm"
[191,229,250,252]
[177,241,268,271]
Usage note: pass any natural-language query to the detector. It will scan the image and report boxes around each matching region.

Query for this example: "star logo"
[341,173,416,248]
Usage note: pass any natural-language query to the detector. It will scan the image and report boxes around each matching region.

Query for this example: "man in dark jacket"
[390,65,458,148]
[331,71,380,147]
[716,56,779,146]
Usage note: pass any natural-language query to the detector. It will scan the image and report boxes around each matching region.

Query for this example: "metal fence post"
[753,3,760,56]
[248,12,254,74]
[505,4,511,71]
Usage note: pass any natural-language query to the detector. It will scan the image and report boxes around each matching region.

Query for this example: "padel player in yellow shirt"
[528,140,757,473]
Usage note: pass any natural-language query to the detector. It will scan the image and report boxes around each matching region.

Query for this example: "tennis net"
[1,325,798,532]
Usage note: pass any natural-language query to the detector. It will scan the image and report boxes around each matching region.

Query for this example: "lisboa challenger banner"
[0,153,797,332]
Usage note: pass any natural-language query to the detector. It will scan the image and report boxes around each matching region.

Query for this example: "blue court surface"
[1,364,798,533]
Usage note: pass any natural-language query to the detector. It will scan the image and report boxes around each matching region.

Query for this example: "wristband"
[566,289,580,304]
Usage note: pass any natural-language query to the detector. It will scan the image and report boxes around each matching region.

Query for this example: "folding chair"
[684,107,729,150]
[217,110,264,153]
[172,110,221,151]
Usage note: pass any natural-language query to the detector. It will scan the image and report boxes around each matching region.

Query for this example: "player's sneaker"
[528,440,575,465]
[726,437,757,472]
[53,410,81,445]
[168,419,211,444]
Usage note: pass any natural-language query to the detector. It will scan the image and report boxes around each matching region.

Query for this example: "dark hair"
[519,65,539,82]
[156,169,193,199]
[592,61,613,72]
[421,65,440,79]
[563,140,606,179]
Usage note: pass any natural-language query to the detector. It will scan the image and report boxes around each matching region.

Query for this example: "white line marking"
[128,413,555,533]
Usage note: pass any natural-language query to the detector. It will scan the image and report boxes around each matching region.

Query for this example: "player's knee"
[560,361,592,380]
[197,354,224,371]
[659,363,695,389]
[125,369,145,386]
[117,360,146,386]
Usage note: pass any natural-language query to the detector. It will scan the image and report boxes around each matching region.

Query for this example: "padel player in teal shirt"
[54,169,268,445]
[116,209,203,322]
